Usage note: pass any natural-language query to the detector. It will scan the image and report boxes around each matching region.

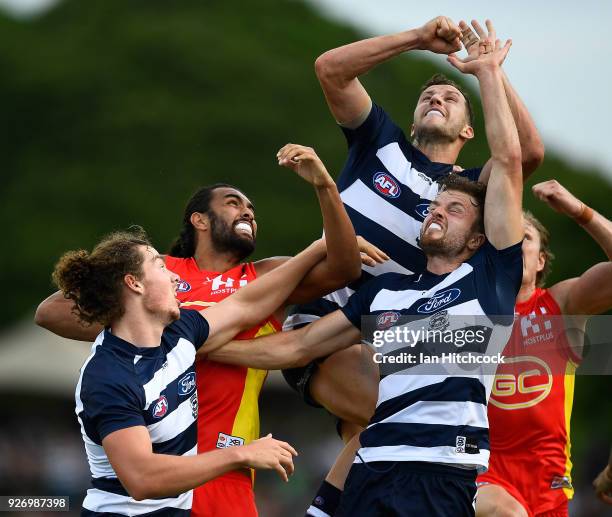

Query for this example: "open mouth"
[234,221,253,237]
[425,108,445,119]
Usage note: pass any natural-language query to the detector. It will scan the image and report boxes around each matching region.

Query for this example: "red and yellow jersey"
[165,257,281,485]
[479,288,581,515]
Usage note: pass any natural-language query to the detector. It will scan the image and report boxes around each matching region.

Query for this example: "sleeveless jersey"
[479,288,581,515]
[165,256,281,486]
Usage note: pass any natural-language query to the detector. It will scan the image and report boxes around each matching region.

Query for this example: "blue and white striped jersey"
[76,308,209,516]
[285,103,482,329]
[341,241,523,472]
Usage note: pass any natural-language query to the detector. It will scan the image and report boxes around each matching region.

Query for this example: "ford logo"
[417,288,461,314]
[178,372,196,396]
[415,202,430,219]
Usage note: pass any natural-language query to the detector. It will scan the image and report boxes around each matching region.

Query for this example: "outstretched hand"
[447,36,511,76]
[416,16,462,55]
[532,180,584,218]
[277,144,335,188]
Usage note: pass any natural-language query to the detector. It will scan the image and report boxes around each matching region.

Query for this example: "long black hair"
[168,183,239,258]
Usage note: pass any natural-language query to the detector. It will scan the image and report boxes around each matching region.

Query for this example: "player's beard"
[419,228,468,259]
[209,211,256,262]
[412,117,465,148]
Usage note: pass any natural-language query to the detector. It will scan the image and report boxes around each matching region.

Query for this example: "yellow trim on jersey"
[562,360,577,500]
[180,300,217,308]
[231,321,278,444]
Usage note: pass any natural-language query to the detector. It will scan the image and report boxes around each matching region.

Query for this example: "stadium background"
[0,1,610,515]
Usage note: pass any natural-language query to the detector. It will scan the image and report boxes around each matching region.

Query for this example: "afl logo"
[376,311,400,329]
[152,395,169,419]
[177,280,191,293]
[373,172,401,199]
[489,356,553,410]
[178,372,196,396]
[415,203,430,220]
[417,288,461,314]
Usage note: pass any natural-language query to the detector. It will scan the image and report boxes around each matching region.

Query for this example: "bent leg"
[477,484,530,517]
[309,344,379,427]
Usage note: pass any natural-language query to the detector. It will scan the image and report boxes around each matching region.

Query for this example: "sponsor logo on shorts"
[427,310,450,332]
[415,202,430,219]
[550,476,573,490]
[178,372,196,396]
[216,432,245,449]
[373,172,401,199]
[152,395,168,419]
[376,311,400,329]
[417,288,461,314]
[177,280,191,292]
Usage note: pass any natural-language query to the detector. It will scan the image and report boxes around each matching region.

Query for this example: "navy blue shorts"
[336,461,477,517]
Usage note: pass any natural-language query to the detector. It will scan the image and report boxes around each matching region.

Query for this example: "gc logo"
[489,356,553,410]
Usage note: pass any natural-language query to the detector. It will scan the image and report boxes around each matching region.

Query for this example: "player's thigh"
[310,344,379,427]
[476,484,529,517]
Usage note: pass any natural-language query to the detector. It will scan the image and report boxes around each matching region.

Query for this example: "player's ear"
[124,274,143,294]
[410,123,416,139]
[468,232,485,251]
[459,124,474,141]
[537,250,546,273]
[190,212,208,231]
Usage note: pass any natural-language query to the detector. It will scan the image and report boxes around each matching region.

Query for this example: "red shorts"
[477,472,569,517]
[191,475,257,517]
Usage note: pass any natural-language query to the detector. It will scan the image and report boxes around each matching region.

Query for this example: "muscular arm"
[206,310,360,369]
[103,426,296,500]
[450,40,523,249]
[201,240,328,353]
[35,291,101,341]
[315,17,461,126]
[478,71,544,183]
[460,21,543,183]
[535,180,612,315]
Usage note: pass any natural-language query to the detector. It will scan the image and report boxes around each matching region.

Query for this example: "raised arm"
[449,36,523,249]
[535,180,612,315]
[206,310,360,369]
[315,16,461,126]
[256,144,371,303]
[201,240,329,352]
[460,20,544,183]
[35,291,102,341]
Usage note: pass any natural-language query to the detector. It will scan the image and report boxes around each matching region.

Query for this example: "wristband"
[574,203,594,225]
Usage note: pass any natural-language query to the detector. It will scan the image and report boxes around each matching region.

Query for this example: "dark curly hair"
[168,183,240,258]
[52,227,151,327]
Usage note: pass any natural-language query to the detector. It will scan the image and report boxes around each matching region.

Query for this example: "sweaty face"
[208,188,257,261]
[140,246,181,325]
[521,220,545,287]
[419,190,482,258]
[413,85,471,145]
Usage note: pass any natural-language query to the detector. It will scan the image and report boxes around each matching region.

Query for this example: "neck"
[425,254,466,276]
[111,308,166,348]
[414,138,463,165]
[517,282,537,303]
[193,242,243,273]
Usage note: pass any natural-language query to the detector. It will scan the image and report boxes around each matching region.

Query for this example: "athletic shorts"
[191,476,257,517]
[478,454,572,516]
[337,461,477,517]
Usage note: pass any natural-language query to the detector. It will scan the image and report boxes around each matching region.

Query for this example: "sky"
[1,0,611,178]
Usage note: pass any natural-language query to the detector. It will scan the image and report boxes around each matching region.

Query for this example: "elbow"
[315,51,342,87]
[493,149,522,175]
[522,141,545,175]
[123,478,150,501]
